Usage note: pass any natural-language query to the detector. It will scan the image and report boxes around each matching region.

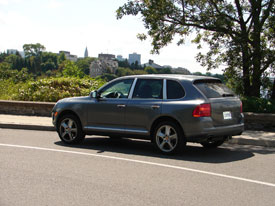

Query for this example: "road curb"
[228,137,275,147]
[0,123,55,132]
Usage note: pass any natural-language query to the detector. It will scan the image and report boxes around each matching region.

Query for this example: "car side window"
[167,80,185,99]
[100,79,134,99]
[133,79,163,99]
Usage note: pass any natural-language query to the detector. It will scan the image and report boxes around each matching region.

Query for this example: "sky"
[0,0,222,74]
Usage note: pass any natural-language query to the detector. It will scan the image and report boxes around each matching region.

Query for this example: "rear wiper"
[222,93,234,97]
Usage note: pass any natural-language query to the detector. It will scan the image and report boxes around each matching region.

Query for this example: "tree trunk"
[271,78,275,99]
[242,43,252,96]
[251,73,261,97]
[249,1,262,98]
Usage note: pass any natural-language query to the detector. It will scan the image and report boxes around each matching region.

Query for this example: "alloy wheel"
[156,125,178,153]
[59,118,78,142]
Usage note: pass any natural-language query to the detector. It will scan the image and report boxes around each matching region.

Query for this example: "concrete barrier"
[244,112,275,131]
[0,100,55,117]
[0,100,274,131]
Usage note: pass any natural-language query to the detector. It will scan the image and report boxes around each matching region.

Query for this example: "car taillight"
[193,103,211,117]
[240,101,243,113]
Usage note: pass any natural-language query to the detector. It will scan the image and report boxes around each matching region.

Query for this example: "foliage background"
[1,43,274,113]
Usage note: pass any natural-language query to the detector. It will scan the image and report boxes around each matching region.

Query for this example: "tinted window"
[167,80,185,99]
[194,80,235,98]
[133,79,163,99]
[100,79,133,98]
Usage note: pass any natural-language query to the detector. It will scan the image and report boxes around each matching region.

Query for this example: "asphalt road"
[1,128,275,206]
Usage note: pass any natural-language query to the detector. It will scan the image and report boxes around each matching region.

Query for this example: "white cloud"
[0,0,21,5]
[47,0,63,9]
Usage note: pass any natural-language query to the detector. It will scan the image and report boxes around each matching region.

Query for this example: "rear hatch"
[194,79,242,127]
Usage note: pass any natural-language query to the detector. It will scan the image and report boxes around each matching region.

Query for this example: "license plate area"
[223,111,232,120]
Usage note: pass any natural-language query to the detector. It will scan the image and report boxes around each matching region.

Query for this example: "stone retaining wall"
[0,100,55,117]
[244,112,275,131]
[0,100,274,131]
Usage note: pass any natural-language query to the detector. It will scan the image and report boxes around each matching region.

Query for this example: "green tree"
[58,52,66,64]
[116,67,134,76]
[117,0,275,97]
[62,60,85,78]
[41,52,59,73]
[76,57,95,75]
[0,62,12,73]
[118,59,130,68]
[145,66,157,74]
[0,52,8,63]
[2,54,24,71]
[23,43,46,74]
[133,69,147,75]
[158,67,172,74]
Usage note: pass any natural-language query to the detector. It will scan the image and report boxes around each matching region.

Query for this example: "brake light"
[193,103,211,117]
[240,101,243,113]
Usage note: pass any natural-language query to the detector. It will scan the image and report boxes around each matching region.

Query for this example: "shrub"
[0,80,24,100]
[241,97,275,113]
[13,77,105,102]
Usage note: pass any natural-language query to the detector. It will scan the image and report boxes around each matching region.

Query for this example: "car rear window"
[194,79,235,98]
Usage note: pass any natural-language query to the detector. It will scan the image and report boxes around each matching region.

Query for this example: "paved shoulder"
[230,130,275,147]
[0,114,275,147]
[0,114,54,131]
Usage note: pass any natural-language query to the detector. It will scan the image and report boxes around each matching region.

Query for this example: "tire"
[200,139,225,148]
[57,114,85,144]
[152,121,186,154]
[109,135,122,139]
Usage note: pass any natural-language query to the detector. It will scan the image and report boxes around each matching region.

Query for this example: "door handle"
[117,104,126,108]
[151,105,160,110]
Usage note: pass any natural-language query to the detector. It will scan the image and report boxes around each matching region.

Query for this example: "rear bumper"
[186,123,244,143]
[202,123,244,136]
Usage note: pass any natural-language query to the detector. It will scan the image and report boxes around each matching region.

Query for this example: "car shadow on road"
[53,136,275,164]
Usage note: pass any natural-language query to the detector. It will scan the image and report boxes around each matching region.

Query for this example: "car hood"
[58,96,90,103]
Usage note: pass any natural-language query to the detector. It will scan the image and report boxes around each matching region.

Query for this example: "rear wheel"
[153,121,186,154]
[109,135,122,139]
[57,114,85,144]
[200,139,225,148]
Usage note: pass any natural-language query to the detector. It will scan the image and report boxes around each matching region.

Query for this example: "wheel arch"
[150,115,185,139]
[57,110,83,129]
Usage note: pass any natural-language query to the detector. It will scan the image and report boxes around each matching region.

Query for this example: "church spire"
[84,47,88,58]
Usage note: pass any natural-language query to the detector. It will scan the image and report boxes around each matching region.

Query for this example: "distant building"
[7,49,25,58]
[98,53,115,60]
[84,47,88,58]
[116,55,125,62]
[19,51,25,58]
[128,52,141,65]
[172,67,191,75]
[163,65,172,69]
[7,49,18,55]
[143,59,163,69]
[90,53,118,77]
[59,51,78,62]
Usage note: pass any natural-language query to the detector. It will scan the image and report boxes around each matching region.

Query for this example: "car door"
[87,78,134,133]
[125,78,163,135]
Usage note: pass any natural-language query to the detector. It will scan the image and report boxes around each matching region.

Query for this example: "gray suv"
[52,74,244,154]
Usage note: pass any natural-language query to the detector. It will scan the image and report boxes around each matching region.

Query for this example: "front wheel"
[153,121,186,154]
[57,114,85,144]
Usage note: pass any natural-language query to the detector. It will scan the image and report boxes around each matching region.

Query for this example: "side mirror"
[90,91,100,99]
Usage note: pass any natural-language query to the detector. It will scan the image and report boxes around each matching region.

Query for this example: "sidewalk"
[0,114,275,147]
[0,114,54,131]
